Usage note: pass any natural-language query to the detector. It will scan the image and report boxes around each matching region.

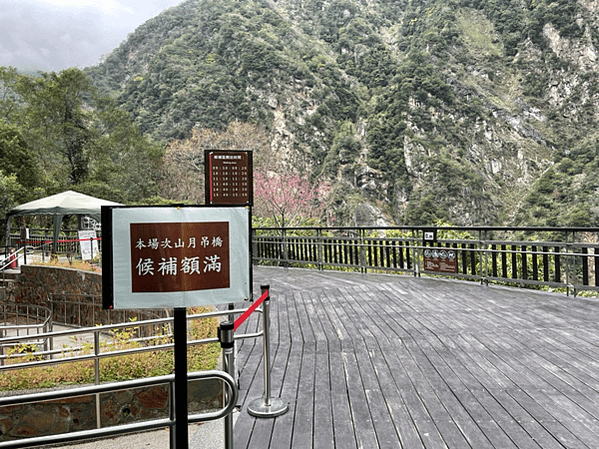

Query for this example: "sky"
[1,0,184,72]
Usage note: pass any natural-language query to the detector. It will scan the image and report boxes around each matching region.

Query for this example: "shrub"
[0,308,220,390]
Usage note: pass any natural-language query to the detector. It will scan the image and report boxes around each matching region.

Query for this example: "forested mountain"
[81,0,599,226]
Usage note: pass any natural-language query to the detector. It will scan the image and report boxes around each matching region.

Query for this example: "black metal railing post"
[282,228,288,268]
[317,228,323,270]
[412,229,419,277]
[482,230,488,285]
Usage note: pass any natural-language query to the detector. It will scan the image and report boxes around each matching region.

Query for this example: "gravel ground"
[49,412,238,449]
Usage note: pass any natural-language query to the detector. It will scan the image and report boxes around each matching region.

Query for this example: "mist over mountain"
[0,0,182,72]
[85,0,599,227]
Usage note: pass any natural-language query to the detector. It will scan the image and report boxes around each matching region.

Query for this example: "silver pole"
[94,330,101,429]
[169,376,176,449]
[263,295,271,407]
[247,286,288,418]
[219,321,235,449]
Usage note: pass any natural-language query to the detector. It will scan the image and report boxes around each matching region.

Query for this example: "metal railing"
[48,293,167,329]
[0,246,28,272]
[253,226,599,296]
[0,369,238,449]
[0,303,53,362]
[0,307,261,447]
[7,229,89,256]
[0,308,261,374]
[7,226,599,296]
[5,231,101,265]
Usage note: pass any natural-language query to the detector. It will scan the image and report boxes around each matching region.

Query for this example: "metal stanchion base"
[247,397,289,418]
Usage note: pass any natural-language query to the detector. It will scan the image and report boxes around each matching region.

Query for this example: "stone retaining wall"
[13,265,168,325]
[14,265,102,306]
[0,378,223,441]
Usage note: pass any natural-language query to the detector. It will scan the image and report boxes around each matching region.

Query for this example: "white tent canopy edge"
[5,190,123,253]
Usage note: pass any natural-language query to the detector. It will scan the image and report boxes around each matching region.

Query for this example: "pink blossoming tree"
[254,169,330,227]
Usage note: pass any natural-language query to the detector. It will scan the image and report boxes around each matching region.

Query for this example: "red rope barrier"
[234,289,269,331]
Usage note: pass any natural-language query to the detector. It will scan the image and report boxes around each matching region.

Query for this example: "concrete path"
[52,414,238,449]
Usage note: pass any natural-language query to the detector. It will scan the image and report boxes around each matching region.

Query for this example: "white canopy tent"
[5,190,123,253]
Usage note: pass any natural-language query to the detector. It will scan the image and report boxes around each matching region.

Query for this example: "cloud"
[36,0,135,17]
[0,1,129,71]
[0,0,183,71]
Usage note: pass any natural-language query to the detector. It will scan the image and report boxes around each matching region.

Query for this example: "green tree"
[18,68,95,186]
[0,67,21,121]
[0,120,40,191]
[0,171,27,241]
[0,67,164,203]
[87,96,163,202]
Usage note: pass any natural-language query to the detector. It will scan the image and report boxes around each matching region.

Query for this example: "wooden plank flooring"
[232,266,599,448]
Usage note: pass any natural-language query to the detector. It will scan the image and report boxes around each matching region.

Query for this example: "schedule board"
[102,205,251,309]
[205,150,253,205]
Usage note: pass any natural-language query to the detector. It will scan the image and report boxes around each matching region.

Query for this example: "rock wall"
[13,265,167,326]
[0,378,223,441]
[14,265,102,306]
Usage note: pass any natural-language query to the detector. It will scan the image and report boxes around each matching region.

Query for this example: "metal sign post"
[422,229,457,274]
[205,150,254,443]
[173,307,188,449]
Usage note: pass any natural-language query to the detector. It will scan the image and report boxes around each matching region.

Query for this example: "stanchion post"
[247,285,289,418]
[219,321,235,449]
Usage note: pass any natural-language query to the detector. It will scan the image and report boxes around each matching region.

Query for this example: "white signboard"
[102,206,251,309]
[78,230,98,261]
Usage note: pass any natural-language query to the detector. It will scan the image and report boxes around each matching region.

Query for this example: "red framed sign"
[423,247,457,274]
[205,150,253,205]
[102,205,251,309]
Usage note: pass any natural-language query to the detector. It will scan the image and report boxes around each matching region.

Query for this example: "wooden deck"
[233,266,599,449]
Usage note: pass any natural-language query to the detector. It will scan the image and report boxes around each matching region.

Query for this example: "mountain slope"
[86,0,599,227]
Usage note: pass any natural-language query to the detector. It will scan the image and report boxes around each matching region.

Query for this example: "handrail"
[0,303,52,332]
[252,226,599,296]
[0,370,238,449]
[0,307,261,448]
[0,307,261,370]
[253,225,599,232]
[0,303,53,362]
[0,246,27,272]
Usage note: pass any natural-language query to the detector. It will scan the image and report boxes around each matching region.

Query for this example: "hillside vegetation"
[0,67,164,236]
[3,0,599,229]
